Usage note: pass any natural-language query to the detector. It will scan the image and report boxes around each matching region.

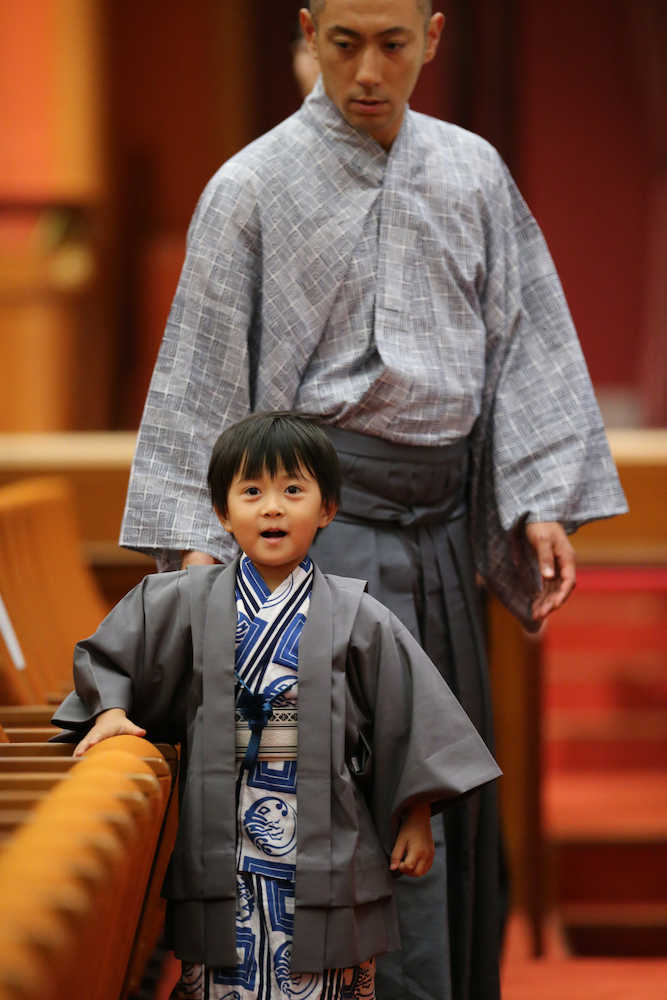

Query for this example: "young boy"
[53,412,499,1000]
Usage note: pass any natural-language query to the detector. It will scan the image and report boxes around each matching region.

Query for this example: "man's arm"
[120,167,262,568]
[524,521,576,621]
[470,154,626,630]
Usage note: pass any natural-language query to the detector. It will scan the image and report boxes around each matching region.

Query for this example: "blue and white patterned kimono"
[175,555,375,1000]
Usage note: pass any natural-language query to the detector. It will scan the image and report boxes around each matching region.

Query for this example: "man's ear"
[318,500,338,530]
[299,8,318,56]
[423,12,445,65]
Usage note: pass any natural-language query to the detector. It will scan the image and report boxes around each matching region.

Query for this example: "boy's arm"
[72,708,147,758]
[348,593,501,858]
[52,571,192,741]
[390,801,435,877]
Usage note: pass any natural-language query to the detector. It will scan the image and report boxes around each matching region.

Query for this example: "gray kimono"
[120,79,626,629]
[52,561,500,972]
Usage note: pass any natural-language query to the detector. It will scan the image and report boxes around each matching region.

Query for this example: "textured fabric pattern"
[120,78,627,626]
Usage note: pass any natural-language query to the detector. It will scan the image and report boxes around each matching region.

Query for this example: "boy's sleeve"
[51,570,192,741]
[350,595,501,854]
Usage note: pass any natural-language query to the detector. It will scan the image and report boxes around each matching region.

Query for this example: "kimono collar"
[300,77,412,188]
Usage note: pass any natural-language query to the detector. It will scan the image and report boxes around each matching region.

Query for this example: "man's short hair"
[208,411,341,515]
[309,0,432,24]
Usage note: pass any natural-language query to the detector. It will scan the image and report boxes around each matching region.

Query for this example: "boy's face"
[217,462,336,591]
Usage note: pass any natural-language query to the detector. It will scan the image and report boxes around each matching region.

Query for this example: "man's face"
[300,0,443,151]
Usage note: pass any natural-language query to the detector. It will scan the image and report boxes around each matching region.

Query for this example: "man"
[121,2,627,997]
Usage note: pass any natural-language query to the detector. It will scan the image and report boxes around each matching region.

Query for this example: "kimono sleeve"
[469,157,627,628]
[51,571,193,742]
[119,164,263,569]
[349,594,501,854]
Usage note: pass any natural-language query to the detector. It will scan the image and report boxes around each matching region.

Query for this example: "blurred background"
[1,0,664,432]
[0,0,665,990]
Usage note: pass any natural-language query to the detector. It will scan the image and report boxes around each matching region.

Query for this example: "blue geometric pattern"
[236,875,255,923]
[242,559,270,602]
[265,878,295,935]
[213,926,256,990]
[261,675,298,703]
[248,760,297,794]
[241,856,295,881]
[235,616,267,671]
[235,610,252,644]
[180,874,376,997]
[273,613,306,669]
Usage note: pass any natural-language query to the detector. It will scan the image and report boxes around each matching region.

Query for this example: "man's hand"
[524,521,576,622]
[390,802,435,877]
[181,550,218,569]
[73,708,146,758]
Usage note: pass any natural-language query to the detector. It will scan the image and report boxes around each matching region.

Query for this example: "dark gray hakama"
[310,427,500,1000]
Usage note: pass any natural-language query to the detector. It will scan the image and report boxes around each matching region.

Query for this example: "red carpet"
[542,566,667,958]
[502,958,667,999]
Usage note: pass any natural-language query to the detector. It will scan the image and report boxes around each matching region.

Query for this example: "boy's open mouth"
[261,529,287,538]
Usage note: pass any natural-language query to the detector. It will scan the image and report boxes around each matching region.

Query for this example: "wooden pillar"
[488,595,545,955]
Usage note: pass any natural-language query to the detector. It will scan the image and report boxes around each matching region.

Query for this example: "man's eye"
[385,41,405,52]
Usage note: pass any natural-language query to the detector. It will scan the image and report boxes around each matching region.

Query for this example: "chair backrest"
[0,476,108,703]
[0,597,39,704]
[0,736,175,1000]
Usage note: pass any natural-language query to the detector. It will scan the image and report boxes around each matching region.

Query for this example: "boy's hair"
[208,411,341,516]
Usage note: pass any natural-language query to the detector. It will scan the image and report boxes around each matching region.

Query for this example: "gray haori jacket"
[52,560,500,972]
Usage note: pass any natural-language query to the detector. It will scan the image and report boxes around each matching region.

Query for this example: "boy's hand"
[390,802,435,877]
[73,708,146,758]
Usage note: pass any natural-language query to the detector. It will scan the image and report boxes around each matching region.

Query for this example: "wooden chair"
[0,476,108,705]
[0,778,142,998]
[82,736,180,998]
[0,759,78,780]
[0,737,176,1000]
[0,741,74,758]
[0,597,40,706]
